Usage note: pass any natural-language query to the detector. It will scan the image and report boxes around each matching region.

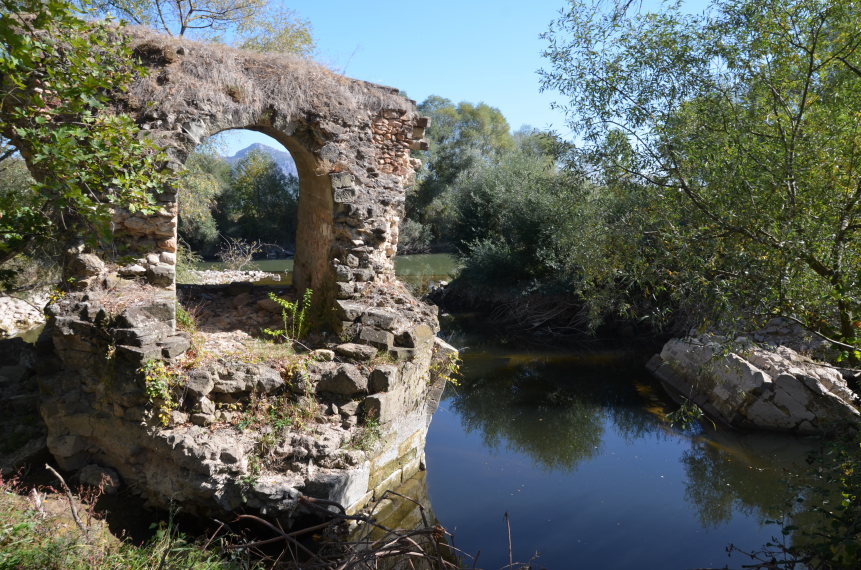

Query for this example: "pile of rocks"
[182,269,283,286]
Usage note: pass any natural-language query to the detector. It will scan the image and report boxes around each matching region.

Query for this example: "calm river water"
[423,322,830,570]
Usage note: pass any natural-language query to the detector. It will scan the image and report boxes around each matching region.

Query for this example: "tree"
[215,148,298,248]
[541,0,861,345]
[84,0,315,55]
[0,0,168,265]
[177,148,230,250]
[408,96,515,245]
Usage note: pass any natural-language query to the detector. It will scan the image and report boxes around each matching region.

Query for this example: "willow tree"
[542,0,861,346]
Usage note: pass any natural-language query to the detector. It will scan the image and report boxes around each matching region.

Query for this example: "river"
[379,254,828,569]
[422,328,826,569]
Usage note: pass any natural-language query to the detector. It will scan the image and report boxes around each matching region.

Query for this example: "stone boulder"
[0,295,46,338]
[648,333,860,434]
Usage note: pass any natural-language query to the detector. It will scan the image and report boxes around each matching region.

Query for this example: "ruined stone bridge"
[4,28,456,520]
[119,28,430,312]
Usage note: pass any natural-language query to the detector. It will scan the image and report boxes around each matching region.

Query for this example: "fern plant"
[263,288,313,345]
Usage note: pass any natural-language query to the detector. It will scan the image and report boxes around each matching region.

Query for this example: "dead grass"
[123,26,414,150]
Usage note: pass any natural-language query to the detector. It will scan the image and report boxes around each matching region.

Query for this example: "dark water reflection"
[424,340,828,569]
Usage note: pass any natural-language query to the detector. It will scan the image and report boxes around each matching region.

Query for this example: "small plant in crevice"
[263,288,313,347]
[140,359,181,427]
[349,411,382,452]
[430,350,462,386]
[241,454,263,487]
[235,391,317,435]
[175,300,198,334]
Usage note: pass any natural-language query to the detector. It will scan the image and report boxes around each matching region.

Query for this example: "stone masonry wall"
[37,278,455,517]
[103,28,431,314]
[13,27,454,523]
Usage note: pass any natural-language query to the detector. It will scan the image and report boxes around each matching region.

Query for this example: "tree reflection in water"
[681,431,818,528]
[444,345,828,535]
[446,349,669,471]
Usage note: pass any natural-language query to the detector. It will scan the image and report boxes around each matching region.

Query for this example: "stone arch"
[112,28,430,325]
[188,124,333,299]
[2,27,455,519]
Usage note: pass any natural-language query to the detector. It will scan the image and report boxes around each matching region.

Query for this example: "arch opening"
[175,127,332,338]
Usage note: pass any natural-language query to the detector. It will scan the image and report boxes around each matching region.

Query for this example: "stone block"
[361,392,408,426]
[339,400,360,417]
[185,369,214,398]
[353,268,374,282]
[334,265,353,283]
[116,343,163,364]
[191,413,214,426]
[198,397,216,415]
[361,308,398,329]
[334,187,358,203]
[359,327,393,350]
[146,264,176,287]
[170,411,189,425]
[335,301,365,321]
[335,343,377,361]
[160,334,190,358]
[369,365,398,393]
[212,372,252,394]
[335,282,356,298]
[316,363,368,395]
[66,253,105,279]
[394,324,434,348]
[254,366,285,393]
[118,264,147,278]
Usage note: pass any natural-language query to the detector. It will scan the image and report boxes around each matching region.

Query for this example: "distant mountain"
[225,143,298,177]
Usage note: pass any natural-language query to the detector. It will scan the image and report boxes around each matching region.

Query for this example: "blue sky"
[221,0,709,155]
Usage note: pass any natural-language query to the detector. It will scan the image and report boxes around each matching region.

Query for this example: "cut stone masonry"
[1,27,456,522]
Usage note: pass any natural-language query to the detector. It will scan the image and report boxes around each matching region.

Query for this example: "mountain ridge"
[225,143,298,177]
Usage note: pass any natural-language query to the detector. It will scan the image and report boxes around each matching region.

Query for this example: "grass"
[348,416,382,452]
[0,473,251,570]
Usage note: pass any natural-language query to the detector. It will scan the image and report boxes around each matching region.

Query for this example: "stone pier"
[4,27,456,520]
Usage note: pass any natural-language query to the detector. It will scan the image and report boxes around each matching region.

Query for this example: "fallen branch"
[45,463,86,534]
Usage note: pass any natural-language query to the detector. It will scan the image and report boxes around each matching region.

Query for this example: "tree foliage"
[178,145,299,255]
[0,0,168,264]
[406,96,516,247]
[177,147,230,246]
[217,147,298,248]
[541,0,861,343]
[84,0,315,55]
